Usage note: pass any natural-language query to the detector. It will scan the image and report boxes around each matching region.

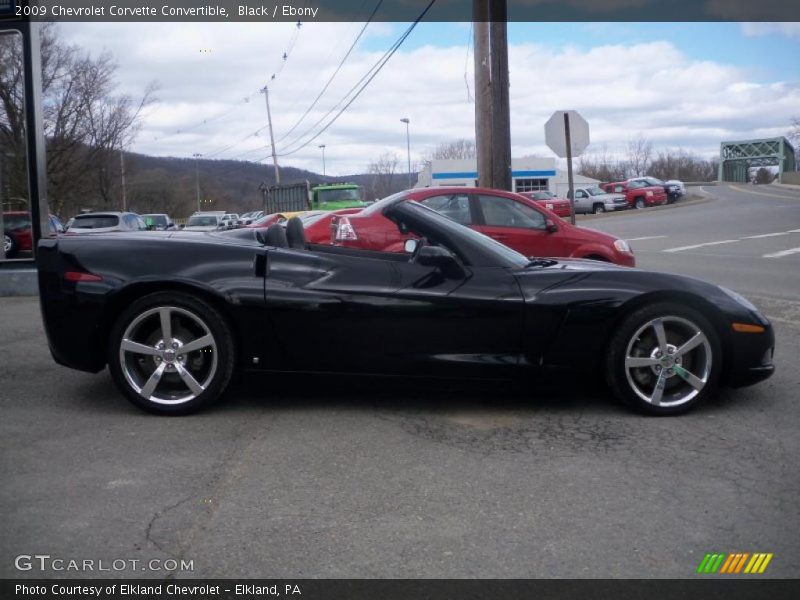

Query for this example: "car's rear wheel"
[592,203,605,214]
[108,292,235,415]
[4,233,17,258]
[606,302,721,415]
[634,198,646,209]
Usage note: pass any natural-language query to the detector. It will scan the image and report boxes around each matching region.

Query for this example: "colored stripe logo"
[696,552,773,574]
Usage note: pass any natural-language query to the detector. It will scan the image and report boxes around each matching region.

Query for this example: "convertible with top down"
[37,195,775,415]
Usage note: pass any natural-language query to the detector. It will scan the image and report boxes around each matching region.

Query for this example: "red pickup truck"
[601,180,667,209]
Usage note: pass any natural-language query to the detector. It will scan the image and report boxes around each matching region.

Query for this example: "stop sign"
[545,110,590,158]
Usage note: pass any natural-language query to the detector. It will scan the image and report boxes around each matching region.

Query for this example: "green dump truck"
[261,182,367,214]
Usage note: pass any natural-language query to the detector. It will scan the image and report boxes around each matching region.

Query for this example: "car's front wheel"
[606,302,721,415]
[592,203,605,214]
[634,198,646,209]
[108,292,235,415]
[4,233,17,258]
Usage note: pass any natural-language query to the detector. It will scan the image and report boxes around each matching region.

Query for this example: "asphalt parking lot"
[1,184,799,579]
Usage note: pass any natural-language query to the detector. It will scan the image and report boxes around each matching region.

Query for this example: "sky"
[58,20,800,176]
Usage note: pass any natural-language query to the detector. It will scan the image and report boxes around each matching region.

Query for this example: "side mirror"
[404,239,418,254]
[545,219,558,233]
[415,245,465,278]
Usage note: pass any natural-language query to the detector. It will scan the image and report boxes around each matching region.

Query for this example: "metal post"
[192,153,202,211]
[489,1,511,191]
[119,148,127,211]
[262,86,280,184]
[401,118,411,188]
[564,112,576,225]
[318,144,326,177]
[473,1,491,188]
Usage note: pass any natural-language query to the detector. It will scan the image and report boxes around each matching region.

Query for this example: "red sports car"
[518,190,572,218]
[327,187,635,267]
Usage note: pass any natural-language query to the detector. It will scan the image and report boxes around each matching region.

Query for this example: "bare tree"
[420,138,477,165]
[367,152,400,200]
[789,117,800,164]
[577,143,627,182]
[649,148,718,182]
[626,134,653,177]
[0,24,157,217]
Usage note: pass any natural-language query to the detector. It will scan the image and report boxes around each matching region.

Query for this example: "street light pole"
[192,153,202,212]
[400,117,411,188]
[318,144,326,177]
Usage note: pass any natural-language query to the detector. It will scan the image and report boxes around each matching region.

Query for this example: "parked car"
[627,176,682,203]
[246,212,289,229]
[183,212,224,232]
[241,211,265,225]
[601,180,667,209]
[329,187,635,266]
[141,213,177,231]
[220,213,240,229]
[37,195,774,416]
[518,190,572,218]
[3,211,64,258]
[302,208,365,244]
[568,186,628,214]
[665,179,687,198]
[66,212,147,235]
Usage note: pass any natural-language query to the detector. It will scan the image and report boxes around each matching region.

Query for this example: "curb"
[574,190,716,222]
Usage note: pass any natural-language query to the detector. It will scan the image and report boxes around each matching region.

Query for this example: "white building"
[416,157,600,197]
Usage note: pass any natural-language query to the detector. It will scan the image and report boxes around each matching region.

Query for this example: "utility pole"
[192,153,202,212]
[400,117,412,188]
[318,144,326,177]
[473,0,512,191]
[119,148,127,211]
[261,85,281,184]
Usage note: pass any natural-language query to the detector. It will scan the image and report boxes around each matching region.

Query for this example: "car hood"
[525,257,628,272]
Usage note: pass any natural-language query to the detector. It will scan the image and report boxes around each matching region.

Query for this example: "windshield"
[187,216,219,227]
[72,215,119,229]
[143,214,167,227]
[316,188,362,204]
[530,191,554,200]
[586,187,607,196]
[644,177,664,185]
[2,213,31,229]
[297,212,328,226]
[392,201,528,269]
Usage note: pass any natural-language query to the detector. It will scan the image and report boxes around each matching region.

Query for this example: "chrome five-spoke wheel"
[120,306,217,405]
[109,292,235,414]
[607,302,720,415]
[624,316,712,408]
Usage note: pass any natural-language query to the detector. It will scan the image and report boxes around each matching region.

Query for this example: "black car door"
[263,245,525,378]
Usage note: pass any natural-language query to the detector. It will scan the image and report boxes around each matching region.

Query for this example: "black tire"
[4,233,18,258]
[107,291,235,415]
[606,302,721,416]
[592,203,605,214]
[634,197,646,209]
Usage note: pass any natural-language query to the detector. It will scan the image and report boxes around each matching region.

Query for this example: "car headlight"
[613,239,632,253]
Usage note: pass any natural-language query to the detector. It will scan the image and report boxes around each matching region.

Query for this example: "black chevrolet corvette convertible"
[37,196,775,415]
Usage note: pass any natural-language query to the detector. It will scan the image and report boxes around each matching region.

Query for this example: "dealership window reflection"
[1,30,33,262]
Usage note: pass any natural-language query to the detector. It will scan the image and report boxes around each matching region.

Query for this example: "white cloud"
[740,22,800,39]
[57,23,800,175]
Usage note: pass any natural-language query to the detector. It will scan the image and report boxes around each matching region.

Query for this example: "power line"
[276,1,436,158]
[273,0,385,146]
[206,0,436,178]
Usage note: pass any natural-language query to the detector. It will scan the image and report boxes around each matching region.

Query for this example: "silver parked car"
[67,212,148,234]
[569,186,628,214]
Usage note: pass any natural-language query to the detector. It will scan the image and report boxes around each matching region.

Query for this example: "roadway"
[1,183,799,580]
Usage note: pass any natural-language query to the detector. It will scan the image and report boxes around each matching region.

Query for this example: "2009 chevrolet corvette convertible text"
[37,196,775,416]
